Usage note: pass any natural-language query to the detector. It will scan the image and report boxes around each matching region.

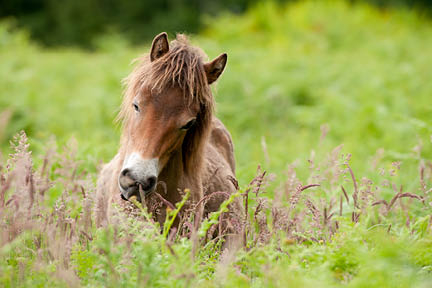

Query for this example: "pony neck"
[158,145,204,205]
[157,149,188,204]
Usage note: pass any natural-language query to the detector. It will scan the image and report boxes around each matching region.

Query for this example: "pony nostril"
[142,175,157,191]
[148,176,156,188]
[119,168,138,191]
[121,168,130,177]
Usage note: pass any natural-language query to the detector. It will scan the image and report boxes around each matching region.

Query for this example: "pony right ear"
[150,32,169,62]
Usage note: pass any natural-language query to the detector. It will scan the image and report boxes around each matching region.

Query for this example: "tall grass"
[0,131,430,287]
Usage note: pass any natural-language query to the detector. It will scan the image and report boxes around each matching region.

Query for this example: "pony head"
[118,32,227,201]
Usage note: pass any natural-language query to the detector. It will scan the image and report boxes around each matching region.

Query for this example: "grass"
[0,0,431,287]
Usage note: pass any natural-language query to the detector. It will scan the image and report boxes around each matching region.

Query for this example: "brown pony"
[96,32,239,230]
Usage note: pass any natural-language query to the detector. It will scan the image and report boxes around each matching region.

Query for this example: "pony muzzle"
[118,153,159,201]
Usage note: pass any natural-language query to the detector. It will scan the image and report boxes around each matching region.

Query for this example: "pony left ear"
[150,32,169,62]
[204,53,227,84]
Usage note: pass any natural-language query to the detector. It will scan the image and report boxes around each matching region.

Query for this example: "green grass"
[0,1,431,287]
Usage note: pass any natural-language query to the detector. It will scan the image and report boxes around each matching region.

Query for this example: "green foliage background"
[0,0,431,47]
[0,0,257,47]
[0,0,431,287]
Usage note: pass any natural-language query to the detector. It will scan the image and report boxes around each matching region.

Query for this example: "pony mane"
[119,34,215,175]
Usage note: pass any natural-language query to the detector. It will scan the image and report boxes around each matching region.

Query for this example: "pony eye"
[180,119,196,130]
[133,103,140,112]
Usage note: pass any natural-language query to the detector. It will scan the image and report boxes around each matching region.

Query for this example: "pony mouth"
[123,194,142,204]
[120,184,155,203]
[119,185,139,201]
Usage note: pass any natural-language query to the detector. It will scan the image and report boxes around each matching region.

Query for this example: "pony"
[96,32,240,232]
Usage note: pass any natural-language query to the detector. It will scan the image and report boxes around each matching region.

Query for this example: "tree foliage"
[0,0,431,47]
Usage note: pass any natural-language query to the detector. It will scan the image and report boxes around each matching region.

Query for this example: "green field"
[1,1,431,287]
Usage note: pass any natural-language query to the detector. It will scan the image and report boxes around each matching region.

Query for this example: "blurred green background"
[0,0,431,48]
[0,0,431,185]
[1,2,432,286]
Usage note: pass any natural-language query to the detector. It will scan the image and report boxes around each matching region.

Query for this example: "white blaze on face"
[122,152,159,182]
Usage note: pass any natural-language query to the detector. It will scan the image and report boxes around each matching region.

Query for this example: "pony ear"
[204,53,227,84]
[150,32,169,62]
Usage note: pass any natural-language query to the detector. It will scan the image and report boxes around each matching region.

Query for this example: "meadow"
[0,1,431,287]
